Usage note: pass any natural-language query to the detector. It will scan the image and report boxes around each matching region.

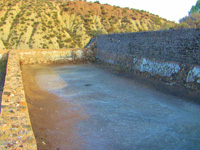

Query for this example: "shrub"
[52,13,57,19]
[0,22,4,26]
[1,17,5,22]
[179,13,200,28]
[26,12,31,16]
[161,23,176,30]
[102,9,107,15]
[107,27,115,33]
[85,14,90,17]
[42,27,46,31]
[64,38,72,42]
[122,9,127,14]
[121,16,131,23]
[21,21,25,24]
[63,7,68,12]
[90,29,103,37]
[101,15,106,21]
[175,22,190,29]
[152,17,162,26]
[132,17,136,20]
[7,2,12,6]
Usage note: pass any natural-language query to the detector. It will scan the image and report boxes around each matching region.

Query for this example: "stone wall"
[97,28,200,65]
[0,51,37,149]
[96,28,200,90]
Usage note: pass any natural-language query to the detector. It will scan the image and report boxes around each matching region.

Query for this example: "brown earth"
[21,65,87,150]
[61,1,150,19]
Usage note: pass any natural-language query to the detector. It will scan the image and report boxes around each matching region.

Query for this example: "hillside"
[0,0,175,49]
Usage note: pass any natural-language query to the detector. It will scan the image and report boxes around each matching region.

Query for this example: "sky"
[89,0,197,23]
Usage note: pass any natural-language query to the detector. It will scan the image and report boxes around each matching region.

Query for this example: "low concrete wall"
[0,48,94,149]
[18,48,91,64]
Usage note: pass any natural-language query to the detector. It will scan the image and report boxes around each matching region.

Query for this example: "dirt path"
[21,65,87,150]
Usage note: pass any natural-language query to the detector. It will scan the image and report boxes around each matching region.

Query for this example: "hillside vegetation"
[178,0,200,29]
[0,0,175,49]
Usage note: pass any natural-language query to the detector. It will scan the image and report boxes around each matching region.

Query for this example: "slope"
[0,0,175,49]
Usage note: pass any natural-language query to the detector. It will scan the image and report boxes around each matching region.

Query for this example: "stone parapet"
[0,51,37,149]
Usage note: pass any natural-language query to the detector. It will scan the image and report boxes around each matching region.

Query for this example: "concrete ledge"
[0,51,37,149]
[17,48,91,64]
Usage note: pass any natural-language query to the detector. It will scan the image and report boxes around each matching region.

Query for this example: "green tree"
[94,1,100,4]
[189,0,200,14]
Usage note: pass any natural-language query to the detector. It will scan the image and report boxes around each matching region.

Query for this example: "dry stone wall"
[97,28,200,65]
[96,28,200,90]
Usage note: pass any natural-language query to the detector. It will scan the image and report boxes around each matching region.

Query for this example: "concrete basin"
[22,64,200,150]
